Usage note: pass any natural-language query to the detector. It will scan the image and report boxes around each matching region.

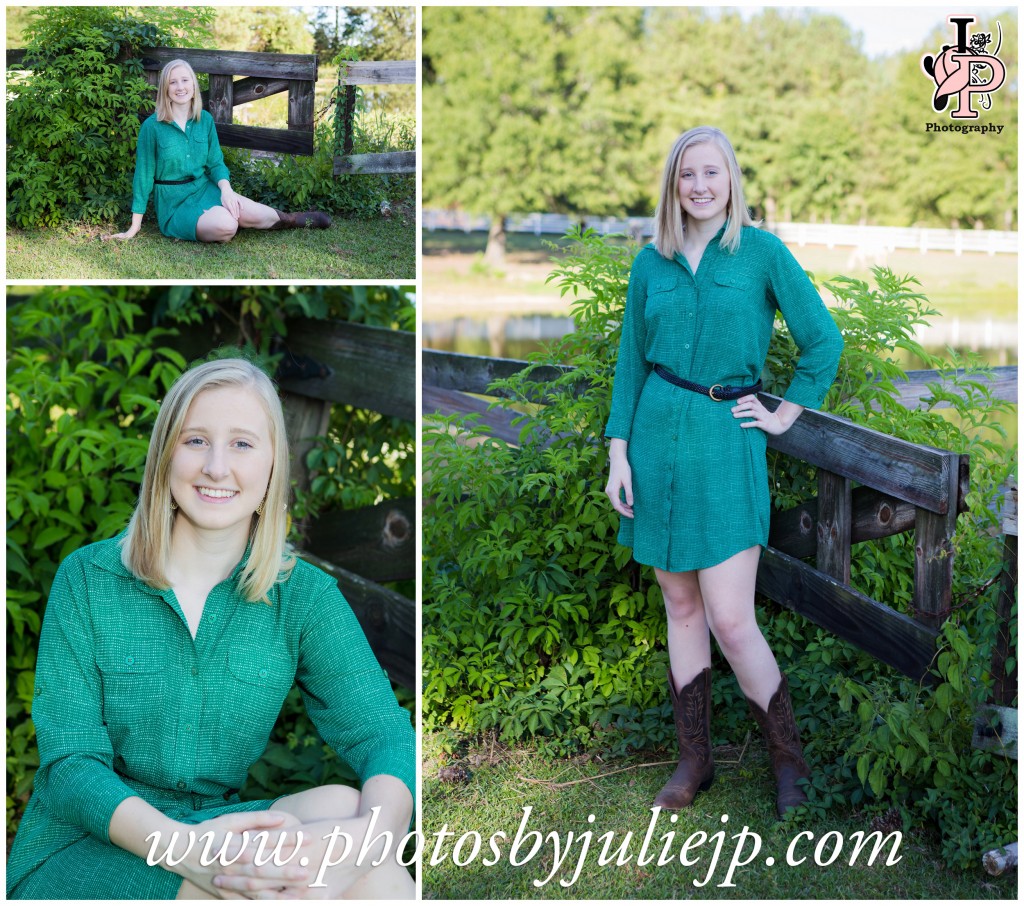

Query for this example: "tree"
[212,7,314,55]
[423,6,654,265]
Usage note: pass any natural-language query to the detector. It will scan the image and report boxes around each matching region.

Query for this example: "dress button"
[191,667,199,676]
[258,668,269,678]
[124,656,135,666]
[684,344,690,349]
[176,781,187,791]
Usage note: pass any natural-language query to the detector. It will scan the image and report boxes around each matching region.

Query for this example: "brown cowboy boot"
[747,674,810,817]
[653,667,715,809]
[271,209,332,230]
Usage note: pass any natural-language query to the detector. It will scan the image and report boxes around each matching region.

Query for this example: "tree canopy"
[424,6,1018,260]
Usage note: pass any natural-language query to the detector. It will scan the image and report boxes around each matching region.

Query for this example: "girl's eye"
[233,440,253,450]
[185,437,206,447]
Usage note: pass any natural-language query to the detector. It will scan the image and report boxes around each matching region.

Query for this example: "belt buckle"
[708,384,724,401]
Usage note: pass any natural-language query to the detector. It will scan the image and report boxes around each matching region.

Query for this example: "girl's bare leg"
[654,567,712,688]
[234,195,281,230]
[698,545,782,709]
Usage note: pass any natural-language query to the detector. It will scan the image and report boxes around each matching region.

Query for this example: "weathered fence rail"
[333,61,416,177]
[422,349,1013,686]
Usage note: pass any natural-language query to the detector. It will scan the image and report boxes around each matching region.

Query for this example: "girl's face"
[677,143,731,232]
[168,386,274,538]
[166,66,195,107]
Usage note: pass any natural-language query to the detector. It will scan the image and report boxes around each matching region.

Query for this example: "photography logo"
[921,16,1005,118]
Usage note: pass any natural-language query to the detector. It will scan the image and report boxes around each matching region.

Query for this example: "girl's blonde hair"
[121,358,294,602]
[155,59,203,123]
[653,125,757,258]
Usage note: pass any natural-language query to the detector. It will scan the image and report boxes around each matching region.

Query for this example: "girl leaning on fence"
[604,125,844,818]
[6,359,414,900]
[103,59,330,244]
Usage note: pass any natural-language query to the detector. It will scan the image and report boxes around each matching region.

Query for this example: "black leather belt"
[154,176,197,185]
[654,364,762,401]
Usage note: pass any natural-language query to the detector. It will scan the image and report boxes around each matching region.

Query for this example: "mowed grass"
[422,229,1018,322]
[6,208,414,281]
[420,733,1017,900]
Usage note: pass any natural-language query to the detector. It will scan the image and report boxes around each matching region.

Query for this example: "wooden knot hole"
[878,503,892,525]
[799,511,813,533]
[382,509,410,549]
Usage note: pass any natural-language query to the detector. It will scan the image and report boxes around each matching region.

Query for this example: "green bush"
[6,6,213,229]
[421,227,1017,866]
[6,285,416,837]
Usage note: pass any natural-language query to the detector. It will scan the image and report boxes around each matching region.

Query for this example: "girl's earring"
[170,498,178,511]
[256,498,265,517]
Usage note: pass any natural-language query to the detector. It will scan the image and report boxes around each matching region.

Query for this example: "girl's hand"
[102,213,143,241]
[212,814,375,900]
[732,395,803,435]
[605,439,634,518]
[174,811,309,900]
[220,184,242,220]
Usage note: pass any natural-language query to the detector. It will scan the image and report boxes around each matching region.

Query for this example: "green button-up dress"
[131,111,230,241]
[7,536,415,899]
[605,226,843,572]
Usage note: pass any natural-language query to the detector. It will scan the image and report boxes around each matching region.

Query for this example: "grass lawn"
[6,208,414,281]
[421,733,1017,900]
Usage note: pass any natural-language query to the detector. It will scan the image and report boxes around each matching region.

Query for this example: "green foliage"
[6,287,188,830]
[6,6,214,229]
[422,228,1017,866]
[7,285,415,835]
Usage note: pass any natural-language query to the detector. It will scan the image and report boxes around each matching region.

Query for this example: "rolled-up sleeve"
[769,240,844,409]
[202,113,230,185]
[30,554,138,843]
[130,118,156,216]
[296,581,415,802]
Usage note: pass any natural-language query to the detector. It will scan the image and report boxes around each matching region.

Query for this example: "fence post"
[288,79,315,134]
[817,469,852,583]
[208,74,234,125]
[913,457,963,628]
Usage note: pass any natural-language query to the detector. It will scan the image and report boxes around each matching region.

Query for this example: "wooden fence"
[8,47,415,169]
[422,349,1013,688]
[138,47,319,156]
[333,61,416,176]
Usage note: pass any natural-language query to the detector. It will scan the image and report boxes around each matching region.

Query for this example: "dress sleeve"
[296,582,415,802]
[130,118,156,216]
[30,553,138,843]
[604,253,651,440]
[767,239,844,410]
[203,112,230,185]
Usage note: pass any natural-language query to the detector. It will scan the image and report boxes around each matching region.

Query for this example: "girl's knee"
[198,210,238,243]
[316,784,361,815]
[662,586,703,623]
[711,616,760,655]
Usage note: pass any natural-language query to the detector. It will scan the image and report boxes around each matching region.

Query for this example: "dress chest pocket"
[96,648,168,734]
[223,645,296,728]
[644,275,686,327]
